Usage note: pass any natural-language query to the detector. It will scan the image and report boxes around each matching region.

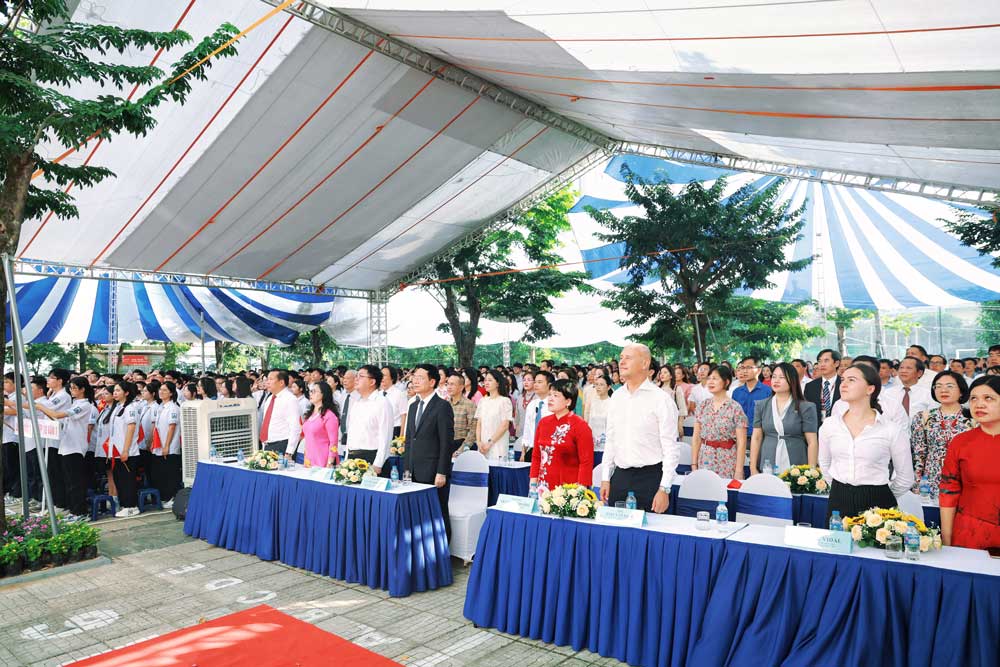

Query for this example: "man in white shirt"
[881,356,936,420]
[791,359,810,391]
[46,369,73,510]
[688,362,712,411]
[380,365,408,438]
[347,365,394,475]
[600,344,679,513]
[879,359,898,390]
[511,363,524,393]
[258,370,302,459]
[339,369,358,451]
[906,345,936,390]
[519,370,553,462]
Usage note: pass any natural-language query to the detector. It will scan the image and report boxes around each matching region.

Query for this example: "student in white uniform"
[4,377,47,508]
[137,381,161,488]
[106,381,141,517]
[45,369,73,510]
[154,382,183,509]
[2,373,19,501]
[34,377,96,518]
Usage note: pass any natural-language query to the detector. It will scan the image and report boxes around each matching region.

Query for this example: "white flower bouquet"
[389,436,405,456]
[778,465,829,494]
[246,450,281,471]
[844,507,942,551]
[539,483,602,519]
[332,458,370,484]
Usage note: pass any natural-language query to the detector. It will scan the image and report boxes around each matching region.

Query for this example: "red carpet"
[69,605,402,666]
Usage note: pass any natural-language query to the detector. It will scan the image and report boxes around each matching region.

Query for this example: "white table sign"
[360,475,391,492]
[784,526,853,554]
[595,506,646,528]
[495,494,537,514]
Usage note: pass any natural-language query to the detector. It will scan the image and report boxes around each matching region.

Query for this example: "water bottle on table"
[625,491,637,510]
[763,459,772,476]
[390,465,400,487]
[829,510,843,531]
[209,445,217,462]
[528,480,538,499]
[904,522,920,560]
[919,476,931,501]
[236,448,244,464]
[716,502,729,528]
[506,448,514,466]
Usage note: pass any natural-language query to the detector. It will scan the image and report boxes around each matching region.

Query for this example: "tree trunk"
[260,345,269,372]
[214,341,228,372]
[440,283,479,368]
[78,343,86,371]
[310,331,322,367]
[836,325,847,356]
[873,309,884,358]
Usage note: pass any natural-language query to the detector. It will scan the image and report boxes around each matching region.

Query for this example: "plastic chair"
[90,494,117,521]
[449,451,490,563]
[897,492,925,523]
[677,442,693,466]
[736,474,794,526]
[592,464,603,495]
[137,487,162,512]
[676,469,728,517]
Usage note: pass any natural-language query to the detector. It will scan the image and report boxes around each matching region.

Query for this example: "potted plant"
[22,537,43,570]
[80,524,100,560]
[0,540,24,577]
[46,533,70,566]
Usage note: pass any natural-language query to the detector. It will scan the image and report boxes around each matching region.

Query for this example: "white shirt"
[2,392,15,443]
[831,395,909,430]
[474,395,514,462]
[59,399,94,456]
[259,388,302,454]
[23,396,51,453]
[138,401,159,451]
[382,386,408,429]
[917,372,935,390]
[155,401,182,455]
[345,390,393,468]
[109,402,141,458]
[601,379,680,489]
[520,395,551,453]
[818,410,914,497]
[587,395,611,450]
[880,383,936,419]
[689,383,711,408]
[45,389,72,450]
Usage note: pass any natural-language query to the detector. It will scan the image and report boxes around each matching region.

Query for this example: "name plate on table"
[595,506,646,528]
[784,526,853,554]
[360,475,391,492]
[495,494,536,514]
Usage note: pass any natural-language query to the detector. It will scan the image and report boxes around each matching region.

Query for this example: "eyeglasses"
[933,383,959,390]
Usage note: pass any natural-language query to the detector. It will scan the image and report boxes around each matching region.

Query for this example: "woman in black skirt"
[818,364,914,522]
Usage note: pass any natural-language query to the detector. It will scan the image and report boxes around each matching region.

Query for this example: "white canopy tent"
[12,0,1000,357]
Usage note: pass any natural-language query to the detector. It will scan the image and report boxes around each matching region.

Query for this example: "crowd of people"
[2,343,998,551]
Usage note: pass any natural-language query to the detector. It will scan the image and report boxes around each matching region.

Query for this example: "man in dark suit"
[404,363,455,539]
[804,348,842,425]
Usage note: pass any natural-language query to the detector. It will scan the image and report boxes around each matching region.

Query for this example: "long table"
[465,508,1000,667]
[487,462,531,506]
[184,461,453,597]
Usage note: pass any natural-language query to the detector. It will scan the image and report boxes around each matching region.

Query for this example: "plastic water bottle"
[773,462,781,476]
[829,510,843,531]
[919,476,931,501]
[390,465,400,487]
[716,502,729,527]
[528,480,539,499]
[506,448,514,466]
[625,491,637,510]
[209,445,217,462]
[763,459,772,475]
[236,448,244,464]
[904,522,920,560]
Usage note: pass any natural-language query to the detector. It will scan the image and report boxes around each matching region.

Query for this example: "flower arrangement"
[246,450,281,471]
[1,515,100,577]
[332,458,370,484]
[779,465,829,494]
[539,483,602,519]
[844,507,941,552]
[389,436,406,456]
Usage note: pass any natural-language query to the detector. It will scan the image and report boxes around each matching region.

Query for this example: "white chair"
[449,451,490,563]
[897,492,925,523]
[592,464,603,495]
[677,442,692,466]
[676,469,728,517]
[736,474,794,526]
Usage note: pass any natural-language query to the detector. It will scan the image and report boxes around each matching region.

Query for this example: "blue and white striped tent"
[9,274,335,346]
[571,155,1000,310]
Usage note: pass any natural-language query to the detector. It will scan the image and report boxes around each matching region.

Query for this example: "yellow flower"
[865,512,883,528]
[584,489,597,502]
[357,460,369,470]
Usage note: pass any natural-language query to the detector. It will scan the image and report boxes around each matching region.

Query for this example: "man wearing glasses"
[344,365,394,476]
[731,356,772,441]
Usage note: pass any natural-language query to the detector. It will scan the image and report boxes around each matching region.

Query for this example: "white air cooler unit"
[180,398,259,486]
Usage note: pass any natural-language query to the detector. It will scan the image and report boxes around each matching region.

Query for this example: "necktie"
[260,395,275,442]
[821,380,831,415]
[903,387,911,415]
[341,394,350,434]
[415,399,425,432]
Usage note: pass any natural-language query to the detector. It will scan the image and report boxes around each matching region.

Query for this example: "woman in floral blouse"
[910,370,974,497]
[691,365,748,480]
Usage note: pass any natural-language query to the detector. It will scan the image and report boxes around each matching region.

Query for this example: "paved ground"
[0,512,627,667]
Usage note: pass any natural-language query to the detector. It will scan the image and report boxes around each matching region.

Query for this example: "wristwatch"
[658,485,670,494]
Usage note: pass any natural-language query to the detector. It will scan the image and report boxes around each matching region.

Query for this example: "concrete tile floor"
[0,513,628,667]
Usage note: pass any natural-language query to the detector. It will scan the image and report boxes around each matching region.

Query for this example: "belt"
[704,439,736,450]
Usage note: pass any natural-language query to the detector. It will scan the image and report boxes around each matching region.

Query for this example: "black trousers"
[827,479,896,523]
[139,449,153,487]
[60,453,88,516]
[154,454,183,502]
[609,462,663,512]
[263,440,288,456]
[47,446,66,508]
[25,449,42,501]
[112,458,139,508]
[3,441,20,497]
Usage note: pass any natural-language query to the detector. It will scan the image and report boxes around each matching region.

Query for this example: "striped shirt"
[450,395,477,446]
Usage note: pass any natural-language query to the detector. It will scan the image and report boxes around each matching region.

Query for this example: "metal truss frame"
[367,291,390,365]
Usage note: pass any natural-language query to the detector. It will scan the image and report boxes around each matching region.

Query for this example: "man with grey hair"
[600,344,680,513]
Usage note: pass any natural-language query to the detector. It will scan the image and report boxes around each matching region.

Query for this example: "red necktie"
[902,387,911,415]
[260,396,275,442]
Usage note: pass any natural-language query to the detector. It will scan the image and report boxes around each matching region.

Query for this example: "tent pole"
[937,307,944,355]
[10,319,29,518]
[2,255,59,532]
[200,311,206,374]
[691,311,704,362]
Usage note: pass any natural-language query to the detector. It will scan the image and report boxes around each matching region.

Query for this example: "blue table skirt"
[184,463,452,597]
[488,465,530,506]
[691,540,1000,667]
[464,510,724,667]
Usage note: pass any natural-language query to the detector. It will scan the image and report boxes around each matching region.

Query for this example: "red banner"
[121,354,149,366]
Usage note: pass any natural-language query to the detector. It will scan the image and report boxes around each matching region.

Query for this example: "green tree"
[976,302,1000,354]
[943,204,1000,269]
[0,0,239,520]
[704,297,823,361]
[422,189,590,367]
[826,308,873,356]
[161,342,191,369]
[590,167,809,359]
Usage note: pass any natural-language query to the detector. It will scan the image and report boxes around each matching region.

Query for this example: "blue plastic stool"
[137,487,162,512]
[90,495,116,521]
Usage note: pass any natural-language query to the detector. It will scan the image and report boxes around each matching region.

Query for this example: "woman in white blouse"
[154,382,183,509]
[475,369,513,462]
[586,373,613,463]
[819,364,914,523]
